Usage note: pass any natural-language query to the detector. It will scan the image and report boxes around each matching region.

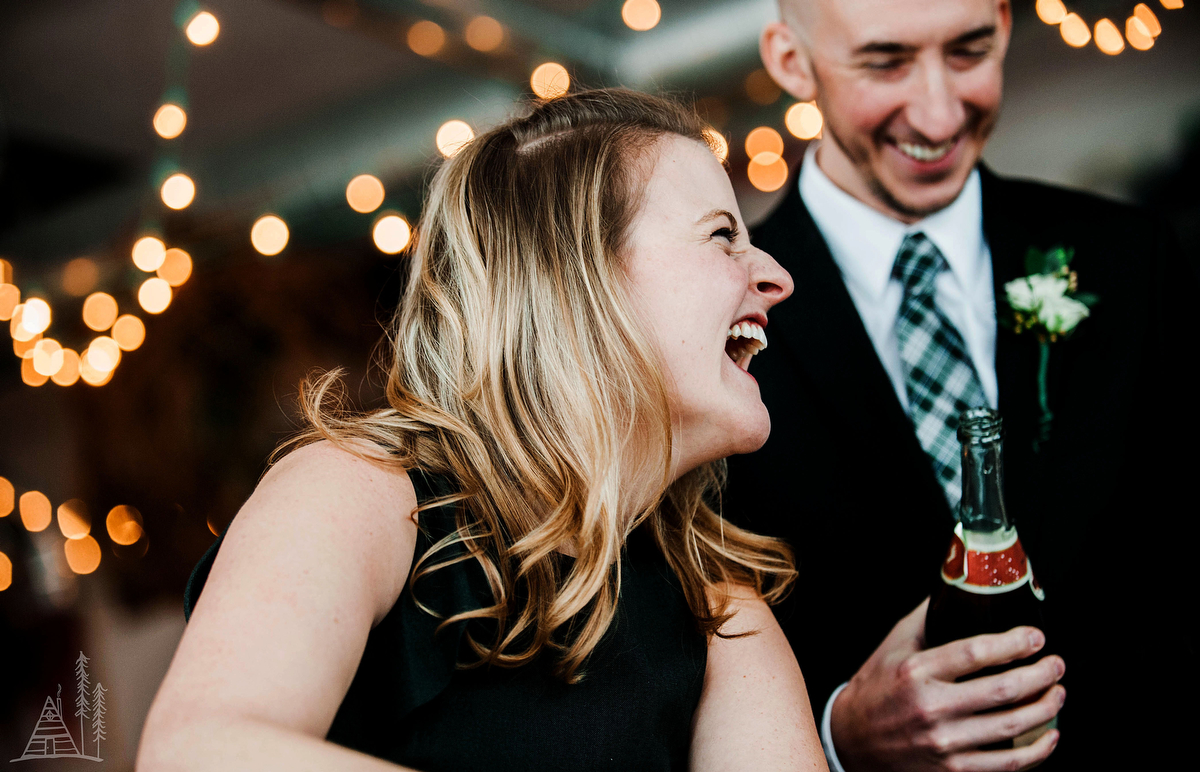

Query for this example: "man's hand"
[830,599,1065,772]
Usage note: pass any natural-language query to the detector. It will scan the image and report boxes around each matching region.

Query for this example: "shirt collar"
[797,142,985,301]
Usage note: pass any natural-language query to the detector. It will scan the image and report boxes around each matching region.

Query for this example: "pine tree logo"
[11,651,106,762]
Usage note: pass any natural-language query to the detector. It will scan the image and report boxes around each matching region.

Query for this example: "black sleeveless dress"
[184,470,707,771]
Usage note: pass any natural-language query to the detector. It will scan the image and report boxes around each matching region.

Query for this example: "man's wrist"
[821,682,850,772]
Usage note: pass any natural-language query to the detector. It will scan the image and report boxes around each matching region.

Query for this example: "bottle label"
[940,522,1043,598]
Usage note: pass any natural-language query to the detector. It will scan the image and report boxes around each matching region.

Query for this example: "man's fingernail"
[1055,658,1065,678]
[1028,629,1045,649]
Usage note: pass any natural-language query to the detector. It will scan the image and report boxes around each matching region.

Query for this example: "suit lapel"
[755,181,954,523]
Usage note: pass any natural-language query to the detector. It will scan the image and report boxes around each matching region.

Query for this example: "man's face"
[796,0,1010,219]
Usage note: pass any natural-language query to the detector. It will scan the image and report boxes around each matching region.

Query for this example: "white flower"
[1005,274,1069,313]
[1040,294,1090,334]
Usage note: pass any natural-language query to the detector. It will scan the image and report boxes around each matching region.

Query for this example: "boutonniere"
[1002,246,1099,450]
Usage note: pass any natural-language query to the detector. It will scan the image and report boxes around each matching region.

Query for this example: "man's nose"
[905,60,966,143]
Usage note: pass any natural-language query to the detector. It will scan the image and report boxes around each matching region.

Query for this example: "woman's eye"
[713,227,737,242]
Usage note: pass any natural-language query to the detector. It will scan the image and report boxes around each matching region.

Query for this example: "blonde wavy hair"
[296,88,796,682]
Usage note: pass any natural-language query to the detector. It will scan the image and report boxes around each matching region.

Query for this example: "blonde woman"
[139,89,827,772]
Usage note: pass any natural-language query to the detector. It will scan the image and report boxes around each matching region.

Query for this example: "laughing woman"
[138,89,827,772]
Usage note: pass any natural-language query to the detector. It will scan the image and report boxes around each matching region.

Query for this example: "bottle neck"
[959,438,1011,534]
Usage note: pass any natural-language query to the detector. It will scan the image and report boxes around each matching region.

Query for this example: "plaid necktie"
[893,232,986,511]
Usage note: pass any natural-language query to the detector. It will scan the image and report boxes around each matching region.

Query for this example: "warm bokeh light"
[321,0,358,27]
[407,20,445,56]
[373,215,412,254]
[0,551,10,591]
[703,128,729,163]
[1036,0,1067,24]
[0,282,19,321]
[1134,4,1163,35]
[61,257,100,296]
[19,491,52,532]
[10,306,36,342]
[14,333,40,359]
[153,103,188,139]
[132,236,167,271]
[747,156,790,192]
[85,336,122,373]
[186,11,220,46]
[112,315,147,351]
[744,69,782,106]
[52,348,81,386]
[58,499,91,540]
[1094,18,1124,54]
[435,120,475,158]
[32,339,64,377]
[465,16,504,51]
[107,505,144,546]
[158,248,193,286]
[745,126,785,165]
[65,535,102,575]
[21,357,48,386]
[1060,13,1091,47]
[20,297,51,335]
[0,258,10,284]
[621,0,662,31]
[0,477,13,517]
[251,215,290,255]
[82,292,118,331]
[138,277,173,314]
[346,174,385,213]
[1127,16,1155,49]
[785,102,824,140]
[530,62,570,99]
[1159,0,1183,9]
[161,172,196,209]
[79,353,113,386]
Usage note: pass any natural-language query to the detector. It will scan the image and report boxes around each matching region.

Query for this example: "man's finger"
[948,655,1064,714]
[929,685,1065,755]
[945,727,1060,772]
[922,626,1045,681]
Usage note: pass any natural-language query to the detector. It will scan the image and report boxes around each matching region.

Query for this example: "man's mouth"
[896,138,955,163]
[725,320,767,372]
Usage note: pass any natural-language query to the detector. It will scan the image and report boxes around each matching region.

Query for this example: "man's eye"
[953,47,991,60]
[864,59,904,72]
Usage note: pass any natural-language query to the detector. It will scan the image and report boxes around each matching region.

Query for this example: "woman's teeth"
[897,140,953,162]
[726,321,767,370]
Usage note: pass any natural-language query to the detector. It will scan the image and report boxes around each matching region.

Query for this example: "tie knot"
[892,232,947,298]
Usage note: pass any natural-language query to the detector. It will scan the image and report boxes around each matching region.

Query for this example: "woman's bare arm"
[689,589,829,772]
[137,442,421,771]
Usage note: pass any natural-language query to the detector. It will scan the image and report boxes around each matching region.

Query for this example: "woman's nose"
[749,246,794,305]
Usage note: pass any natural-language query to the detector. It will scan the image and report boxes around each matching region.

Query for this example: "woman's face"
[624,134,794,479]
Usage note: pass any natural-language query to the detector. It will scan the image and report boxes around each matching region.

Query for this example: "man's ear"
[760,21,817,103]
[995,0,1013,56]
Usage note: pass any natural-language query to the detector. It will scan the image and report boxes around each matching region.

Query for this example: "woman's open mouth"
[725,321,767,372]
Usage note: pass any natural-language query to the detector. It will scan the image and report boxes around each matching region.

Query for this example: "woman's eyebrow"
[696,209,738,229]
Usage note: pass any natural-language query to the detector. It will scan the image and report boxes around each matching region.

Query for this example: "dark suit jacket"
[724,165,1196,768]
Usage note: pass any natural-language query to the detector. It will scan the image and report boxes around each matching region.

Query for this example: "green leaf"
[1024,247,1046,276]
[1044,246,1073,273]
[1073,291,1100,308]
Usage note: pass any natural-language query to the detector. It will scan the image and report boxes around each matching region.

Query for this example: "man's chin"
[870,172,971,222]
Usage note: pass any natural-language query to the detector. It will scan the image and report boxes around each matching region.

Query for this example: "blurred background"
[0,0,1196,766]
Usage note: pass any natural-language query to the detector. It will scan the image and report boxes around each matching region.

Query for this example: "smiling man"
[724,1,1196,770]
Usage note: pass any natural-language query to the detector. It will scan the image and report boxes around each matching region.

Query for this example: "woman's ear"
[759,21,817,103]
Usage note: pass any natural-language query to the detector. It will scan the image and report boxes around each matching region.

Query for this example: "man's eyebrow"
[852,25,996,56]
[696,209,737,228]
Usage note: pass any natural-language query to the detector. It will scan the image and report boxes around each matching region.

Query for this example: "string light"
[1036,0,1067,24]
[10,306,35,342]
[57,499,91,540]
[1134,3,1163,35]
[1126,16,1155,49]
[747,156,789,192]
[132,236,167,271]
[1160,0,1182,9]
[1094,18,1125,54]
[14,334,40,359]
[530,63,570,99]
[21,357,48,386]
[64,535,102,575]
[82,292,119,331]
[346,174,385,213]
[465,16,504,52]
[61,257,99,296]
[32,339,65,377]
[251,215,290,255]
[19,491,52,532]
[745,127,784,165]
[703,128,729,163]
[20,298,52,336]
[1041,1,1179,52]
[107,505,144,546]
[744,69,782,106]
[153,103,188,139]
[112,315,146,351]
[621,0,662,31]
[373,214,412,254]
[138,278,173,314]
[161,172,196,209]
[85,336,122,373]
[407,20,445,56]
[0,476,13,516]
[785,102,823,140]
[0,283,18,321]
[435,120,474,158]
[51,349,81,386]
[1059,13,1091,46]
[0,551,9,591]
[158,248,193,286]
[185,11,220,46]
[79,353,113,386]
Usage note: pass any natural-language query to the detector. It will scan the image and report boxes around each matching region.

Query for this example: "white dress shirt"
[796,143,999,772]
